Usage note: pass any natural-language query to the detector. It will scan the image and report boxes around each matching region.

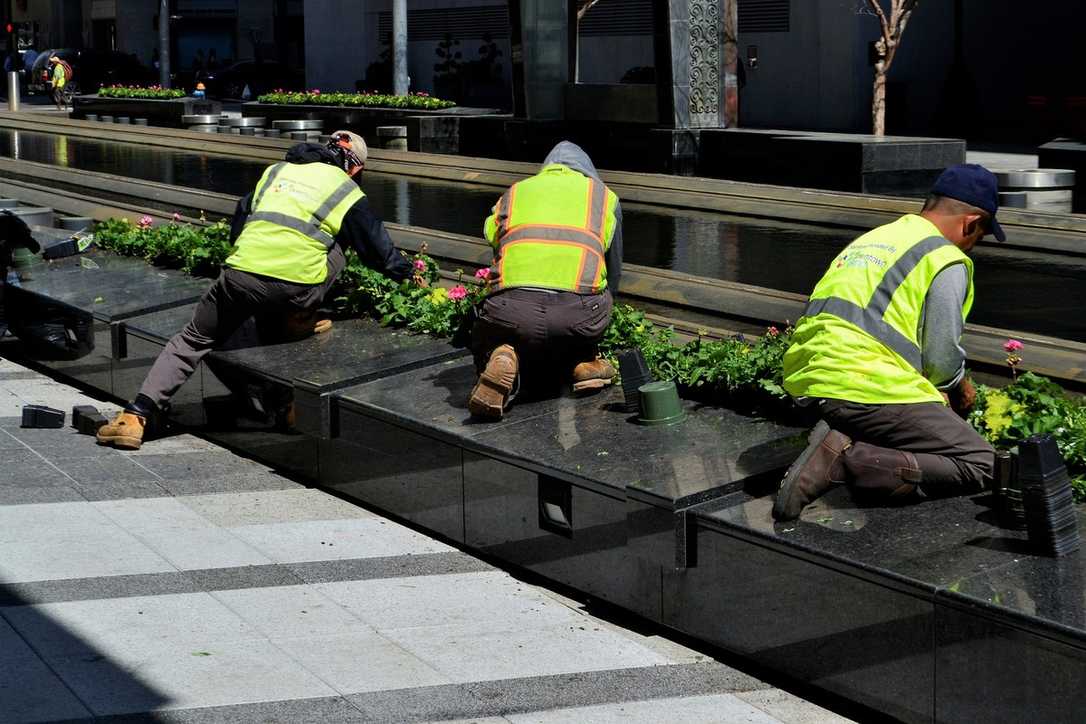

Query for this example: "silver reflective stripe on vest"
[311,176,361,229]
[803,236,954,372]
[246,211,336,249]
[245,167,360,250]
[585,180,607,239]
[497,225,605,255]
[252,162,287,209]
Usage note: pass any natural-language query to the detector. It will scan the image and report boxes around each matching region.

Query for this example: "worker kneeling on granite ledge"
[98,131,419,450]
[468,141,624,420]
[773,164,1002,521]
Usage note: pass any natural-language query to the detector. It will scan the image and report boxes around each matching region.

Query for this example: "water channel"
[2,128,1083,342]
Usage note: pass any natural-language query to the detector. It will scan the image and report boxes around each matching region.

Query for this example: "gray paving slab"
[177,489,376,528]
[735,689,857,724]
[50,638,337,716]
[229,518,454,564]
[127,453,302,496]
[0,616,92,723]
[287,551,494,584]
[505,693,783,723]
[0,501,176,583]
[383,623,670,683]
[0,570,203,607]
[0,448,75,488]
[212,585,372,641]
[95,695,370,723]
[0,483,86,506]
[93,498,273,570]
[3,593,262,661]
[317,572,583,634]
[274,630,452,694]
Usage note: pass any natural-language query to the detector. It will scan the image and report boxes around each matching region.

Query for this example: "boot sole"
[771,420,832,521]
[96,434,143,450]
[572,378,613,393]
[468,362,516,419]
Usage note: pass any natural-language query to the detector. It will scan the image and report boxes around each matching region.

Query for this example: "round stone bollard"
[189,124,219,133]
[84,114,98,122]
[273,119,324,132]
[116,116,130,124]
[216,125,232,134]
[376,125,408,151]
[995,169,1076,214]
[134,118,149,126]
[222,117,265,128]
[289,131,320,141]
[239,127,256,136]
[264,129,282,138]
[100,115,113,123]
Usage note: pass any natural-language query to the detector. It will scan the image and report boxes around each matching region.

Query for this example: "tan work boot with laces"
[96,411,147,450]
[572,356,616,393]
[468,344,518,420]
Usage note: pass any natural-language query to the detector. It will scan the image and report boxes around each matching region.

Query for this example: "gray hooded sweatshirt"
[540,141,623,293]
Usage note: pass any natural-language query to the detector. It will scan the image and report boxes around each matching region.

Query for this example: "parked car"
[28,49,154,95]
[198,60,303,99]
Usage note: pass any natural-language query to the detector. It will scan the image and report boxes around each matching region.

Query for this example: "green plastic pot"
[637,380,685,426]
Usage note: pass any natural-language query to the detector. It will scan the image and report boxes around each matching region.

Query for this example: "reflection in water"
[0,128,1084,341]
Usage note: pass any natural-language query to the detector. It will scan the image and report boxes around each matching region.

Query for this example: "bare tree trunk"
[863,0,919,136]
[872,64,887,136]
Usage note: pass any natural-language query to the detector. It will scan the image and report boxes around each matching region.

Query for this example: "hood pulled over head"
[541,141,601,183]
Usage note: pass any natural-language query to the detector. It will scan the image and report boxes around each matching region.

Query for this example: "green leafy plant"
[969,371,1086,499]
[97,85,186,100]
[93,216,233,276]
[256,90,455,110]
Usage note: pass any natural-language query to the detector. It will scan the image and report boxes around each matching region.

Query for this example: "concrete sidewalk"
[0,355,854,723]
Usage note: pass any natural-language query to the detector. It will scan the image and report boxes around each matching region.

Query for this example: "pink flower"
[474,267,491,280]
[413,259,427,272]
[448,285,468,301]
[767,326,780,337]
[172,212,181,222]
[137,215,153,229]
[1003,339,1024,353]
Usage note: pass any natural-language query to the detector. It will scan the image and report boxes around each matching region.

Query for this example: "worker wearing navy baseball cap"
[772,164,1002,520]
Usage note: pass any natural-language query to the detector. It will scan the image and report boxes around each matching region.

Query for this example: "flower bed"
[97,85,186,100]
[257,90,455,110]
[92,217,1086,498]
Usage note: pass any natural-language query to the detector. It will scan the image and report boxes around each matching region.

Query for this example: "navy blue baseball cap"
[931,164,1006,241]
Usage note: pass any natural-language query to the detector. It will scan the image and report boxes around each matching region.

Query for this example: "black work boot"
[772,420,852,521]
[843,443,923,501]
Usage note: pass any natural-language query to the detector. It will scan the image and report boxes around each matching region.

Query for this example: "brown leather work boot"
[468,344,518,420]
[772,420,852,521]
[572,356,616,393]
[96,411,147,450]
[843,443,923,500]
[283,309,332,341]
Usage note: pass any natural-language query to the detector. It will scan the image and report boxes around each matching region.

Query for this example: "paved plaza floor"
[0,354,853,723]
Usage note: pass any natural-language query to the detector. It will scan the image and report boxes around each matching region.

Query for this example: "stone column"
[158,0,170,88]
[654,0,737,129]
[508,0,568,120]
[392,0,408,95]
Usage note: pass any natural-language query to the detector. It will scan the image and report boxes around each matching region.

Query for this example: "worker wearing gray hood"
[468,141,623,420]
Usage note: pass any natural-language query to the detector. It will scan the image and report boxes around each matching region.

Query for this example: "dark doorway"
[92,19,116,52]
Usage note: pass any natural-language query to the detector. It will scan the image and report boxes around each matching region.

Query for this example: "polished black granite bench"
[324,357,807,619]
[5,247,210,394]
[672,487,1086,723]
[698,129,966,196]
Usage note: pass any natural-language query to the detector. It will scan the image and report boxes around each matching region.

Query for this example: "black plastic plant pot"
[636,381,685,426]
[617,348,653,414]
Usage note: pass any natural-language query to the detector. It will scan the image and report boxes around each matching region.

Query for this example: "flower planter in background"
[71,95,222,128]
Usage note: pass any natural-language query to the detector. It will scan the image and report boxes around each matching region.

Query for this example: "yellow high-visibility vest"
[783,214,974,405]
[226,161,363,284]
[484,164,619,294]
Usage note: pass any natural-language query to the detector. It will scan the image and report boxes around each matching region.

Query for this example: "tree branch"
[577,0,602,22]
[863,0,892,44]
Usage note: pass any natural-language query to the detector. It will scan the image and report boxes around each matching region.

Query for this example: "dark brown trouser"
[819,399,995,496]
[138,243,347,408]
[471,288,612,394]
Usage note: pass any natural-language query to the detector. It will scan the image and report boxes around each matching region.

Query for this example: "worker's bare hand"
[954,377,977,414]
[413,275,430,288]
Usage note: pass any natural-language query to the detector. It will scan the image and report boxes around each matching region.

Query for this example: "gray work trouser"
[819,399,996,496]
[138,243,347,409]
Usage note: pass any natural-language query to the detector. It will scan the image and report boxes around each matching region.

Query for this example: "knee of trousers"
[843,442,922,497]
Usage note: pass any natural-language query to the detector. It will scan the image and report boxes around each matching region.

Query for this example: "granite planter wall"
[71,96,222,128]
